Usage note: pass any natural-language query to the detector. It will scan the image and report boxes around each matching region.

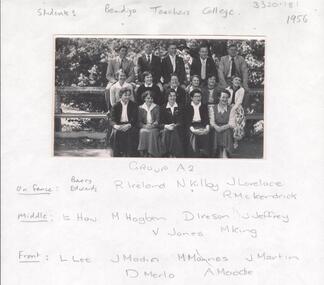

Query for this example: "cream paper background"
[1,0,324,284]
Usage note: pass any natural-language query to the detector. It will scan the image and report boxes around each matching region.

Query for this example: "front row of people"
[109,87,244,158]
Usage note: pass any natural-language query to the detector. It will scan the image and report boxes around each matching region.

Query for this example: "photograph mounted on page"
[54,35,265,158]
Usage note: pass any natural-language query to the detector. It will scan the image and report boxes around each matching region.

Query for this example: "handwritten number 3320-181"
[287,14,308,24]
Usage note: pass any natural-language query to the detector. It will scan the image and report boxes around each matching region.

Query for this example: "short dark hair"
[199,44,209,51]
[228,44,237,49]
[168,41,177,48]
[190,89,202,98]
[142,71,152,79]
[191,75,201,82]
[220,89,231,97]
[119,87,131,97]
[141,90,153,101]
[166,88,177,97]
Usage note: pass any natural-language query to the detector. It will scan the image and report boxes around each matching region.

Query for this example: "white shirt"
[200,58,207,80]
[166,102,178,115]
[191,102,202,122]
[120,101,129,122]
[145,53,152,63]
[227,55,236,77]
[217,104,228,114]
[144,83,153,88]
[169,55,176,72]
[140,103,157,124]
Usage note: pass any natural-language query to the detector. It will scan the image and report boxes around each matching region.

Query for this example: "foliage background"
[55,38,265,131]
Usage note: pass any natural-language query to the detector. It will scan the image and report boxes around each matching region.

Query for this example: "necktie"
[147,55,151,64]
[230,57,236,77]
[201,59,206,80]
[171,56,176,72]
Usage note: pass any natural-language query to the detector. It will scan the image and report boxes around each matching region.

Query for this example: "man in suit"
[137,43,162,87]
[161,42,186,87]
[218,44,249,90]
[105,45,135,110]
[190,44,217,86]
[109,87,138,157]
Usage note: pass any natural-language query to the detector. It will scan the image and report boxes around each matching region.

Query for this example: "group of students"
[106,41,248,158]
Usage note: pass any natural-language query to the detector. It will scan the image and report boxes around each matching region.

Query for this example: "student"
[209,90,234,158]
[137,42,162,87]
[136,71,163,106]
[161,42,186,86]
[226,76,246,149]
[201,75,220,105]
[218,44,249,90]
[137,91,161,157]
[185,89,210,157]
[105,45,135,109]
[190,44,217,85]
[185,75,201,98]
[109,87,138,157]
[160,89,184,157]
[110,69,135,107]
[164,74,187,106]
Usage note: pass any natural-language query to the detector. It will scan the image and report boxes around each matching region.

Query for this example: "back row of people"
[105,42,249,109]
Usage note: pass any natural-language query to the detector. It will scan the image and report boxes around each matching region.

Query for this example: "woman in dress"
[136,71,163,106]
[109,69,135,107]
[160,89,184,157]
[109,87,138,157]
[226,76,246,149]
[137,91,161,157]
[185,89,210,157]
[209,90,233,158]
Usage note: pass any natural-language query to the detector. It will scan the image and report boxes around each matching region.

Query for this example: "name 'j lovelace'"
[226,177,283,187]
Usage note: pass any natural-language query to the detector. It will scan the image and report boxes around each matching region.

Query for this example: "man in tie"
[161,42,186,88]
[218,44,249,90]
[105,45,135,110]
[137,43,162,90]
[190,44,217,86]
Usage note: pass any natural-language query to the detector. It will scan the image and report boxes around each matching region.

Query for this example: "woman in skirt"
[137,91,161,157]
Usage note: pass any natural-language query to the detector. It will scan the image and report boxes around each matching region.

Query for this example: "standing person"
[185,89,210,157]
[190,44,217,86]
[160,89,184,157]
[137,42,162,89]
[137,91,161,157]
[218,44,249,91]
[226,76,246,149]
[164,75,187,106]
[201,75,220,105]
[109,69,135,107]
[136,71,163,106]
[109,88,138,157]
[105,45,135,110]
[161,42,186,87]
[209,90,234,158]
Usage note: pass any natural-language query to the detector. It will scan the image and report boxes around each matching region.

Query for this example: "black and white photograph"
[54,36,265,158]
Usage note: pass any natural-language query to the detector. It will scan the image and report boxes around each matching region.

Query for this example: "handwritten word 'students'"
[36,8,76,16]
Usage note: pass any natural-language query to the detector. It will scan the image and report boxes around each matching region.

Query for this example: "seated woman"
[110,69,135,108]
[226,76,246,149]
[136,71,163,106]
[164,74,187,106]
[109,87,138,157]
[209,90,233,158]
[160,89,184,157]
[185,89,210,157]
[185,75,201,96]
[138,91,161,157]
[201,75,220,105]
